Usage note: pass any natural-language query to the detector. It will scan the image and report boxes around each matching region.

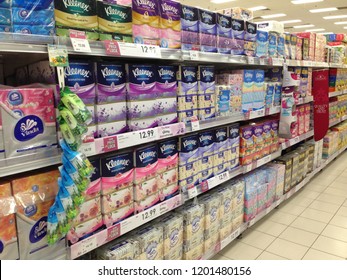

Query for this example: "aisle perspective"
[1,0,347,261]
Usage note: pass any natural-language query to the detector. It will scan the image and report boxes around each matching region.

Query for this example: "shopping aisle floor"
[213,152,347,260]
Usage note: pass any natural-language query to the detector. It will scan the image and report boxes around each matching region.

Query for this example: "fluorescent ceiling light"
[324,15,347,19]
[261,13,286,19]
[280,19,302,24]
[310,7,338,13]
[291,0,324,4]
[293,24,315,28]
[344,27,347,29]
[305,28,325,32]
[249,6,267,11]
[334,21,347,25]
[210,0,237,3]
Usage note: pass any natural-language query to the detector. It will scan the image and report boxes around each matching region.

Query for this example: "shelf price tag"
[189,50,200,60]
[140,208,157,223]
[260,58,266,65]
[257,155,272,167]
[250,109,265,119]
[190,116,200,131]
[104,40,121,56]
[78,236,97,257]
[289,136,300,146]
[187,185,198,199]
[244,164,253,173]
[137,44,161,58]
[69,30,91,53]
[79,140,96,157]
[47,45,69,67]
[247,57,255,64]
[117,128,158,149]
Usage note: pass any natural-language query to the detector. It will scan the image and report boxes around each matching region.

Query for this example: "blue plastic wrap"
[12,7,54,25]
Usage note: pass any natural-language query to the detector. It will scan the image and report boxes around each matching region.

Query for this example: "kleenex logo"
[161,2,178,15]
[182,7,194,17]
[65,67,91,78]
[160,144,175,153]
[139,151,156,162]
[243,130,252,138]
[101,67,123,79]
[219,16,229,25]
[106,159,130,171]
[202,70,214,78]
[136,0,155,9]
[202,11,212,21]
[132,68,153,78]
[232,20,241,28]
[183,69,196,78]
[158,68,175,78]
[105,6,127,19]
[199,135,213,142]
[245,72,253,79]
[183,139,197,148]
[256,72,263,79]
[248,24,255,32]
[216,131,226,139]
[62,0,90,12]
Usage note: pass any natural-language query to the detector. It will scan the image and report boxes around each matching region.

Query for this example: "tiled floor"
[213,152,347,260]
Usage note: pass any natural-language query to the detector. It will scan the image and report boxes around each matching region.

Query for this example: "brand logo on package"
[29,217,47,243]
[199,134,213,143]
[192,216,200,233]
[62,0,91,12]
[64,67,91,78]
[160,144,175,154]
[7,90,24,106]
[202,69,214,78]
[224,198,231,212]
[210,207,218,222]
[101,67,123,79]
[106,159,130,171]
[219,15,229,26]
[183,69,196,78]
[182,7,194,18]
[216,130,227,140]
[232,20,242,28]
[183,139,197,148]
[139,151,157,162]
[158,68,175,78]
[132,68,153,78]
[146,241,158,260]
[15,115,44,142]
[161,2,178,15]
[170,229,179,248]
[105,6,127,19]
[202,11,213,22]
[135,0,155,9]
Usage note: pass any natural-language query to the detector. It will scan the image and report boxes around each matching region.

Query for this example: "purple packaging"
[198,130,215,180]
[230,39,245,55]
[96,62,126,103]
[127,64,156,98]
[231,18,245,40]
[156,65,177,98]
[197,65,215,95]
[217,13,232,54]
[181,5,199,51]
[198,9,216,52]
[245,21,257,42]
[64,61,96,105]
[177,65,197,95]
[158,0,181,48]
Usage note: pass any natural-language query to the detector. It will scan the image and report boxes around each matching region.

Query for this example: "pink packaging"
[296,38,302,61]
[304,104,311,133]
[135,192,160,213]
[0,88,57,158]
[134,144,158,184]
[101,186,133,214]
[134,177,158,201]
[157,139,178,174]
[72,197,102,224]
[298,105,305,135]
[158,168,178,189]
[82,159,102,200]
[102,203,134,228]
[67,215,103,244]
[132,24,159,44]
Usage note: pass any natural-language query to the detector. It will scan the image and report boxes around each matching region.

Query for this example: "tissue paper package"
[198,65,215,120]
[180,5,199,51]
[97,1,132,42]
[198,9,216,53]
[95,238,140,260]
[54,0,98,40]
[133,225,163,260]
[216,13,231,54]
[132,0,159,45]
[228,123,240,170]
[198,130,215,181]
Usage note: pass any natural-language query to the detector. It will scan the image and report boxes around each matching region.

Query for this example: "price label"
[260,58,266,65]
[70,30,91,53]
[138,129,156,140]
[257,155,272,167]
[244,164,253,173]
[103,136,118,153]
[250,109,265,119]
[106,224,121,241]
[47,45,69,67]
[189,50,200,60]
[79,141,96,157]
[187,186,198,199]
[104,40,121,56]
[248,57,255,64]
[138,44,161,58]
[191,116,200,131]
[141,208,157,223]
[117,128,158,149]
[289,136,300,146]
[272,58,280,66]
[78,236,97,257]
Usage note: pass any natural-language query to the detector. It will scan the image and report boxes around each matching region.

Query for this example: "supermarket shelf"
[281,130,314,150]
[329,90,347,98]
[329,115,347,128]
[297,96,313,105]
[69,194,183,259]
[208,144,347,260]
[0,148,61,177]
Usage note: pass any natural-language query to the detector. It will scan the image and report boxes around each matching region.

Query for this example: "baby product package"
[158,0,181,49]
[132,225,163,260]
[158,213,183,260]
[0,181,18,260]
[0,87,57,158]
[11,170,66,260]
[96,62,127,137]
[96,238,140,260]
[198,9,217,52]
[132,0,159,45]
[216,13,231,54]
[54,0,99,40]
[97,1,132,42]
[178,134,201,188]
[180,5,199,51]
[199,130,215,181]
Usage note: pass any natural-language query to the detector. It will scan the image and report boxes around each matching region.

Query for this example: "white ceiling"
[179,0,347,34]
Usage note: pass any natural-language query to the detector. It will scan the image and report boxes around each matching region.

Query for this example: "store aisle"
[213,152,347,260]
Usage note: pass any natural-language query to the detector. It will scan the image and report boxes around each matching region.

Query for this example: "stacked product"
[322,130,339,159]
[180,5,199,51]
[216,13,232,54]
[296,104,311,136]
[264,67,282,109]
[331,120,347,150]
[257,21,285,58]
[329,68,347,92]
[198,8,217,53]
[198,65,216,120]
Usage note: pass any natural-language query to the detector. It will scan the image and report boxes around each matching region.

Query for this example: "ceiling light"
[344,27,347,29]
[305,28,325,32]
[210,0,237,3]
[293,24,315,28]
[324,15,347,19]
[249,6,267,11]
[310,7,338,13]
[291,0,324,4]
[280,19,302,24]
[261,13,286,19]
[335,21,347,25]
[318,32,333,34]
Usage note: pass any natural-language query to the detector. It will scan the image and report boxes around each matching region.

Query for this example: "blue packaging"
[0,8,10,25]
[180,4,198,32]
[277,35,285,58]
[135,144,158,168]
[11,0,54,9]
[12,7,54,25]
[198,65,215,95]
[0,24,11,32]
[198,9,216,35]
[245,21,256,42]
[265,83,274,109]
[231,18,245,40]
[269,32,278,57]
[216,13,231,37]
[12,24,54,35]
[255,30,269,58]
[274,83,282,106]
[0,0,11,8]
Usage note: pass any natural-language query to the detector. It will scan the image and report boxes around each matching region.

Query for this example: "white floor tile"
[316,193,346,206]
[344,200,347,207]
[257,251,288,260]
[290,217,327,234]
[211,254,232,260]
[302,249,344,260]
[330,215,347,229]
[299,189,321,200]
[323,187,347,198]
[251,220,287,237]
[330,178,347,187]
[322,168,344,177]
[266,239,309,260]
[300,208,335,223]
[309,200,340,214]
[310,174,337,186]
[304,183,327,193]
[338,171,347,179]
[219,241,262,260]
[240,230,276,250]
[312,236,347,258]
[278,203,306,216]
[322,224,347,243]
[268,211,297,226]
[279,227,318,247]
[288,196,314,208]
[336,206,347,217]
